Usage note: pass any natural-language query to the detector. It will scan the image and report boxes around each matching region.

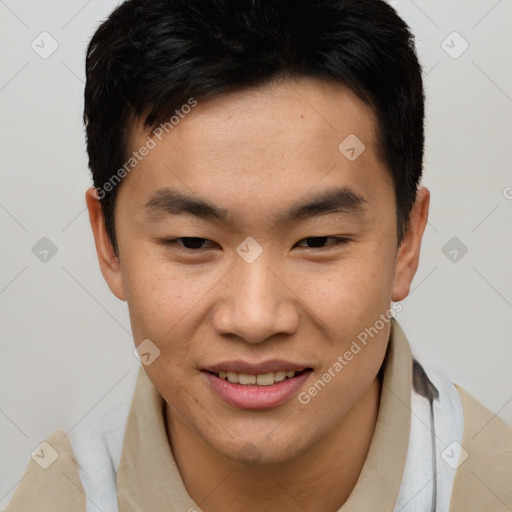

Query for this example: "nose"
[211,253,300,344]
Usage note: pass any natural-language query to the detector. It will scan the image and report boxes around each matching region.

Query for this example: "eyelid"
[157,237,217,249]
[157,236,351,251]
[294,236,351,249]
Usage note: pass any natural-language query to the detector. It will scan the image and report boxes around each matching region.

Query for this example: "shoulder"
[450,384,512,512]
[5,370,138,512]
[5,429,86,512]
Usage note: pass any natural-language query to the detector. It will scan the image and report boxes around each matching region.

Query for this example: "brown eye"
[295,237,350,249]
[159,237,216,250]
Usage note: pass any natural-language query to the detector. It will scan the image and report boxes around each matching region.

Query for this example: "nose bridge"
[238,252,275,310]
[212,249,299,343]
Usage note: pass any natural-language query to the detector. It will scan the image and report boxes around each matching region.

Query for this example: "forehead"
[119,76,392,225]
[134,76,378,150]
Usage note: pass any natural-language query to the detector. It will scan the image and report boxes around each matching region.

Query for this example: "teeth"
[256,372,274,386]
[274,371,287,382]
[215,369,301,385]
[239,374,256,385]
[227,371,238,383]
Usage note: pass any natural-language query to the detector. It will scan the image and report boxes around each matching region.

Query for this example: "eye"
[157,236,350,251]
[295,236,350,249]
[158,237,217,250]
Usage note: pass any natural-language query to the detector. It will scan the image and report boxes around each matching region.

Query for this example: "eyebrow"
[144,186,367,225]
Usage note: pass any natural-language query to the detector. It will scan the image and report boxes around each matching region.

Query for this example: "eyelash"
[157,236,350,251]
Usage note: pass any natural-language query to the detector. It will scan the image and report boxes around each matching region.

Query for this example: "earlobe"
[85,187,126,301]
[392,186,430,302]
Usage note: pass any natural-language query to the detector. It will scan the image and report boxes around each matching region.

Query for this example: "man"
[6,0,511,511]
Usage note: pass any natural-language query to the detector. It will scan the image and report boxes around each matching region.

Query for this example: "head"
[85,0,429,465]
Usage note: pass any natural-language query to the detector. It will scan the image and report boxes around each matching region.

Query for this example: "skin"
[86,76,429,512]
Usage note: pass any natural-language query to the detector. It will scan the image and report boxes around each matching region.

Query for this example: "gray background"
[1,0,511,506]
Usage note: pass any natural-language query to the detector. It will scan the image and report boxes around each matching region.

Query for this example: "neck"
[166,375,381,512]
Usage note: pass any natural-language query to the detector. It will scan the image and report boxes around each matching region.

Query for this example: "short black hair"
[84,0,424,254]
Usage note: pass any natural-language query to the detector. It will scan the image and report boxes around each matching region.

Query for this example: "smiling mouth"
[206,368,313,386]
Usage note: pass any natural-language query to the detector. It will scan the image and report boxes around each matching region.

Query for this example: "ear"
[392,186,430,302]
[85,187,126,301]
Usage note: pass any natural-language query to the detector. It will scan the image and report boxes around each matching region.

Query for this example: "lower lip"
[202,371,312,410]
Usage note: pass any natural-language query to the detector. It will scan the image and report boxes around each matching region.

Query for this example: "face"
[87,76,428,465]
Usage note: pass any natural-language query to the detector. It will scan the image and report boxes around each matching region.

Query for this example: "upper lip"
[202,360,311,375]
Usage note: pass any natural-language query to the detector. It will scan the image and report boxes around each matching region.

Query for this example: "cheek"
[298,248,395,333]
[121,251,228,381]
[123,263,179,340]
[121,248,209,338]
[122,257,202,392]
[352,238,397,310]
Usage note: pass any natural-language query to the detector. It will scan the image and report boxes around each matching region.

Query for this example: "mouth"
[202,367,314,410]
[205,368,313,386]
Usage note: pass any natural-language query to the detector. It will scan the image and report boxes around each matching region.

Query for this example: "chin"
[212,432,311,467]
